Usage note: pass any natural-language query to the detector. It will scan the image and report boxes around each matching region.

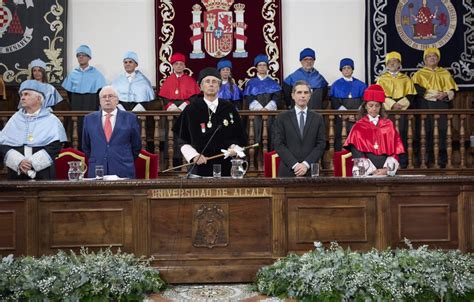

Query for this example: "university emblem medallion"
[395,0,457,50]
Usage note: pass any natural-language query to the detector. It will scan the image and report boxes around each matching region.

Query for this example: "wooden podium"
[0,176,472,283]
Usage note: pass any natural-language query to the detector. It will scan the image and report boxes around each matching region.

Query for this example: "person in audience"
[273,80,326,177]
[329,58,367,151]
[243,54,284,155]
[173,67,247,177]
[376,51,416,168]
[62,45,107,148]
[217,59,242,109]
[412,47,458,168]
[344,84,405,176]
[283,48,328,109]
[0,80,67,180]
[158,52,200,166]
[112,51,156,112]
[62,45,106,111]
[28,59,63,109]
[158,52,200,111]
[82,85,141,178]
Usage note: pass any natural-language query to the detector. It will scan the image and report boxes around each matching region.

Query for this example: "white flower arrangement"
[0,248,166,301]
[256,240,474,301]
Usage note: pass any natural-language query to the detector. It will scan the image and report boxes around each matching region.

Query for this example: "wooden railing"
[0,110,472,175]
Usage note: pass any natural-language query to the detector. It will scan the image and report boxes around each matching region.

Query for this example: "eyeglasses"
[101,94,117,100]
[202,79,221,85]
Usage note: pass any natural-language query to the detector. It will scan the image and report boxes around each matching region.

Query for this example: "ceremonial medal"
[374,142,379,150]
[175,89,179,95]
[223,119,229,127]
[229,113,234,124]
[207,121,212,128]
[27,134,33,142]
[200,123,206,133]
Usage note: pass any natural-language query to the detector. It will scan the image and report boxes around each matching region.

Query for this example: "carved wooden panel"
[287,197,376,251]
[391,195,458,249]
[149,198,272,258]
[39,200,134,254]
[192,203,229,248]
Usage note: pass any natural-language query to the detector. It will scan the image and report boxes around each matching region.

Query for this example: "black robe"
[173,96,247,176]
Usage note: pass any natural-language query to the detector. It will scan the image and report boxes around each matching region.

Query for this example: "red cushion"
[264,151,280,178]
[333,150,353,177]
[55,148,88,180]
[134,150,159,179]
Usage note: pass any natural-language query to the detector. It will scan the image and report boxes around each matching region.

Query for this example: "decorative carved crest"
[192,203,229,248]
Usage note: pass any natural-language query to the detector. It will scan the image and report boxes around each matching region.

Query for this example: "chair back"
[55,148,88,180]
[264,151,280,178]
[333,150,353,177]
[134,149,159,179]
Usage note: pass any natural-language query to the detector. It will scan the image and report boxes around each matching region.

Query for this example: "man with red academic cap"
[158,53,200,165]
[344,84,405,176]
[158,53,200,111]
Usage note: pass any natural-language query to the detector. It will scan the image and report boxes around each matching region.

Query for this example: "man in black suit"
[273,80,326,177]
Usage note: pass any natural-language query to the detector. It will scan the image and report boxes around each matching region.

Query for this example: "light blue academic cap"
[123,51,139,64]
[76,45,92,58]
[19,80,48,98]
[30,59,46,70]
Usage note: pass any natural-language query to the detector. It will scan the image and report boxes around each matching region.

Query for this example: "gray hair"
[99,85,119,98]
[292,80,312,94]
[27,90,45,105]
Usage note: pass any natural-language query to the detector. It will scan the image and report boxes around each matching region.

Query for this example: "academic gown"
[112,70,155,110]
[218,81,243,109]
[343,115,405,168]
[0,108,67,180]
[329,77,366,110]
[173,95,247,176]
[283,67,328,109]
[243,76,284,109]
[158,73,200,109]
[62,66,106,111]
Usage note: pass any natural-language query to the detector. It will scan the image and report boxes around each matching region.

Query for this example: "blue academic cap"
[339,58,354,70]
[19,80,48,98]
[217,59,232,71]
[254,54,269,66]
[30,59,46,70]
[299,48,315,61]
[76,45,92,58]
[123,51,139,64]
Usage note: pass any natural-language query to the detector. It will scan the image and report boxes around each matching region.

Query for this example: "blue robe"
[112,71,155,103]
[17,82,63,109]
[82,109,141,178]
[218,81,242,109]
[0,108,67,147]
[329,77,366,99]
[284,67,328,89]
[243,76,283,109]
[62,66,106,94]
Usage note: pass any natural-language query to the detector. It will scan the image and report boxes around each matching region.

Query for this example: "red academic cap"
[170,53,186,64]
[363,84,385,103]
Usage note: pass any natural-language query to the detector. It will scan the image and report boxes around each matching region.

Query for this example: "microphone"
[186,124,223,178]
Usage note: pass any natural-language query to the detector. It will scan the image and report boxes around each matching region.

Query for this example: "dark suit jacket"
[82,109,141,178]
[273,108,326,177]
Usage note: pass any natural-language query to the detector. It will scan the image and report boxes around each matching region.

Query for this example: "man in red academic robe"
[344,84,405,176]
[158,53,200,111]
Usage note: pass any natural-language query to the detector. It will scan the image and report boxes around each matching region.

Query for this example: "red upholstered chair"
[333,150,353,177]
[55,148,88,180]
[134,149,159,179]
[263,151,281,178]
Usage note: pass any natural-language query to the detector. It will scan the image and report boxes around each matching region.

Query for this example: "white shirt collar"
[25,108,41,117]
[204,97,219,113]
[389,71,399,77]
[103,108,118,117]
[295,106,308,115]
[79,65,91,72]
[343,76,353,82]
[257,74,267,80]
[368,114,380,125]
[126,71,136,78]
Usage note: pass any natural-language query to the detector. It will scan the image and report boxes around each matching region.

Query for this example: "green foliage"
[256,240,474,301]
[0,248,166,301]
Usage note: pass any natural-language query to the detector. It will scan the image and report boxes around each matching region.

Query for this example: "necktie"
[299,111,305,137]
[104,113,112,142]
